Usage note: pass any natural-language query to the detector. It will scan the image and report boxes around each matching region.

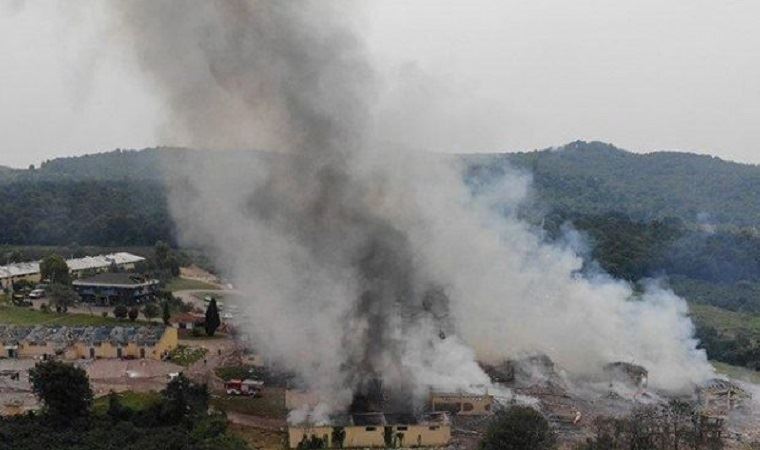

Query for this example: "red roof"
[171,312,203,323]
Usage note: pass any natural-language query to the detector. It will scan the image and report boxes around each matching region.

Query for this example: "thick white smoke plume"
[108,0,713,419]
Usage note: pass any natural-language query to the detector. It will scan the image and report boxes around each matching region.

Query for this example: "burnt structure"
[603,362,648,389]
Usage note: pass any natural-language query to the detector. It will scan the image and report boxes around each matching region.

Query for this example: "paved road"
[173,289,240,311]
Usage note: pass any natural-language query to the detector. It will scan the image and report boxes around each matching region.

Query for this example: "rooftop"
[72,272,158,287]
[0,253,145,280]
[0,325,167,347]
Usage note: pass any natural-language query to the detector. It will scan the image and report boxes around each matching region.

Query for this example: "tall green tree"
[28,360,93,421]
[128,306,139,322]
[39,254,70,285]
[161,373,209,421]
[205,298,221,337]
[48,283,79,312]
[480,406,556,450]
[155,241,180,277]
[114,304,128,319]
[162,300,171,325]
[143,303,160,320]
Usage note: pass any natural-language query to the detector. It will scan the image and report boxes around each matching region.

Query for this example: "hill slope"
[3,143,760,369]
[496,141,760,227]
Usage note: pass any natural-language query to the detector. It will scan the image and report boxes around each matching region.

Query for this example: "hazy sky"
[1,0,759,168]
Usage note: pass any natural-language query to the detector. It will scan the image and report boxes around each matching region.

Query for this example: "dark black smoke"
[110,0,456,416]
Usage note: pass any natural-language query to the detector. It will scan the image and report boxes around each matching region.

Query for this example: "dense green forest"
[502,141,760,226]
[4,143,760,369]
[0,180,173,246]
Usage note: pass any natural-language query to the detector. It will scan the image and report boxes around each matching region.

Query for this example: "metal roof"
[0,253,145,280]
[0,262,40,279]
[72,272,159,288]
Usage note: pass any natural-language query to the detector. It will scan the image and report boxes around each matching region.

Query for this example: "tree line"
[0,360,247,450]
[0,180,174,246]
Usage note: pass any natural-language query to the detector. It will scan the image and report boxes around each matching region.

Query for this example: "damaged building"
[0,325,177,360]
[429,392,494,416]
[697,378,751,418]
[482,354,566,390]
[288,412,451,449]
[603,362,648,389]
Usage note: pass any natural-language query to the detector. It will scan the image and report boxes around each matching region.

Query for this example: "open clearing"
[93,390,161,414]
[166,277,219,292]
[227,423,286,450]
[210,387,287,419]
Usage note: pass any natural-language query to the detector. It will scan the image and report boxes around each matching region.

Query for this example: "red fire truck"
[225,379,263,396]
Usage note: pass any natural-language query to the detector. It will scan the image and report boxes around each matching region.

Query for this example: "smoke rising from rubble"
[109,0,713,419]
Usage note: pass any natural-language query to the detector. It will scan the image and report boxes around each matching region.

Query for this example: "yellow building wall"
[153,327,178,359]
[9,327,177,361]
[18,342,55,358]
[288,424,451,449]
[95,342,119,359]
[124,342,140,358]
[401,425,451,447]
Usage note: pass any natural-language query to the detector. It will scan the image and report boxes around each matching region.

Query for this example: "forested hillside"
[4,143,760,368]
[471,141,760,227]
[0,180,172,246]
[0,148,169,184]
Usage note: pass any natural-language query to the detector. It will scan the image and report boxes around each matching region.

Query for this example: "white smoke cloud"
[106,0,713,419]
[351,151,714,393]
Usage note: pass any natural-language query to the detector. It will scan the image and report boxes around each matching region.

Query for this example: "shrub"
[128,307,139,322]
[114,304,128,319]
[480,406,556,450]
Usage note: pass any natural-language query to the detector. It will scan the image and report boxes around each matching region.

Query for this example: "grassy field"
[227,424,286,450]
[210,387,287,419]
[0,304,155,327]
[712,361,760,384]
[689,303,760,336]
[93,391,161,414]
[179,330,228,340]
[166,277,219,292]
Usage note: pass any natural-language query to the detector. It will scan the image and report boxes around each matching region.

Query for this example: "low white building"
[0,252,146,289]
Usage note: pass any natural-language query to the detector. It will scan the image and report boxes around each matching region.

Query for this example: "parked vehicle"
[29,289,46,299]
[225,379,263,396]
